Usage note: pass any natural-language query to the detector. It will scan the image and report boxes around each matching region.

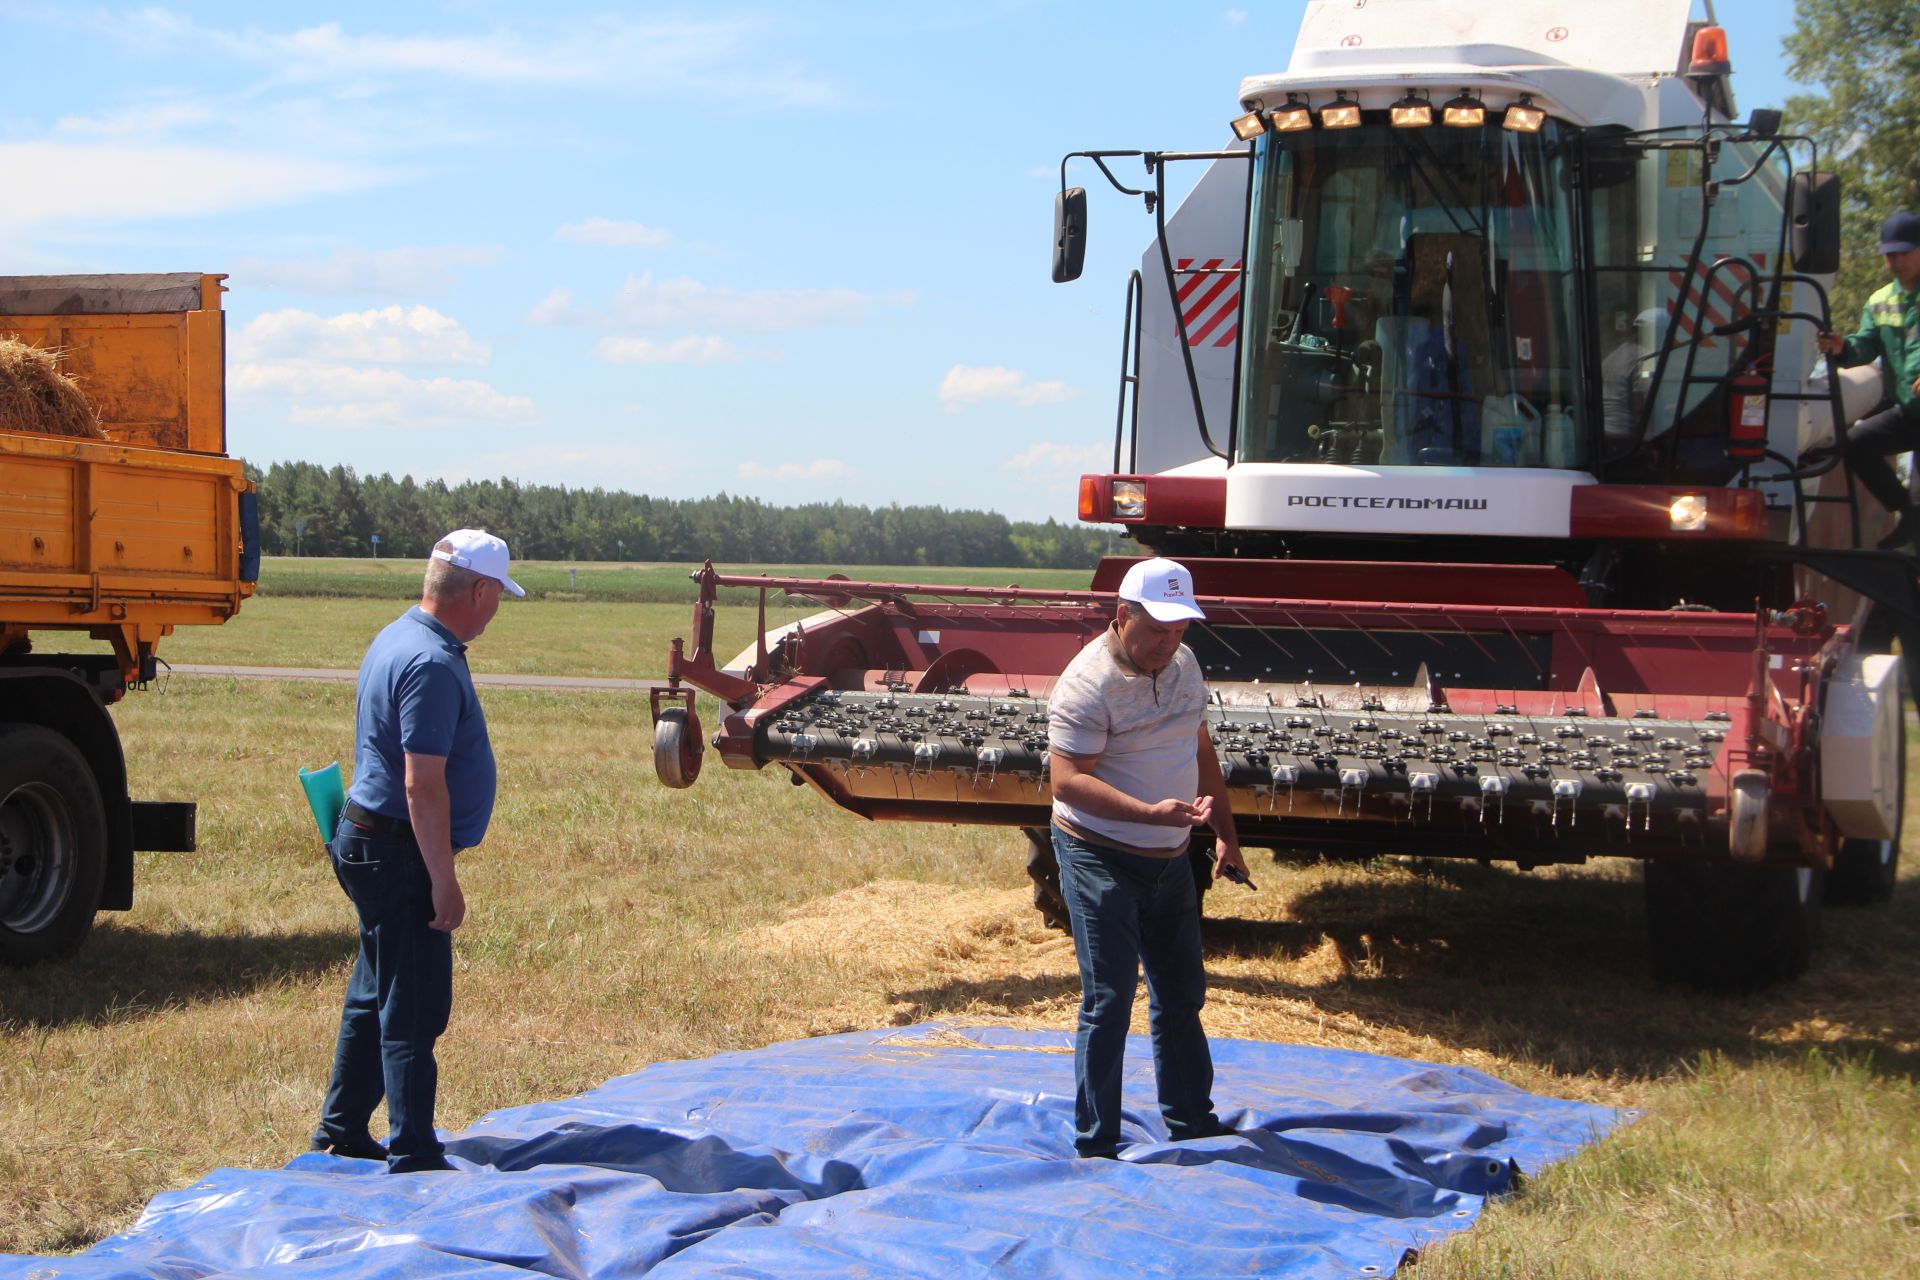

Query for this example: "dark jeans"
[1844,401,1920,515]
[1053,827,1219,1157]
[315,819,452,1172]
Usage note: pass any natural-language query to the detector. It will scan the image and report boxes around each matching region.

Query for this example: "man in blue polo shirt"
[311,528,523,1173]
[1817,210,1920,551]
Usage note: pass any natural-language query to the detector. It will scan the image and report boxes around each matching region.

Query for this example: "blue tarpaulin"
[2,1024,1628,1278]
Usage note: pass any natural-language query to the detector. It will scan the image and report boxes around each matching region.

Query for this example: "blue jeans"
[1053,827,1219,1156]
[315,819,452,1172]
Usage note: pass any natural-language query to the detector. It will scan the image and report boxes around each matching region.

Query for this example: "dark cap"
[1879,211,1920,255]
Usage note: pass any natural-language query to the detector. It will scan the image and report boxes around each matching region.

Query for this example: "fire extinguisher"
[1727,368,1769,461]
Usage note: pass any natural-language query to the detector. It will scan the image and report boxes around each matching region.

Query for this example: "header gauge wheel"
[653,707,704,790]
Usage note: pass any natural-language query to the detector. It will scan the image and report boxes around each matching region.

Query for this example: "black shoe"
[388,1154,456,1173]
[311,1133,390,1161]
[1876,508,1918,551]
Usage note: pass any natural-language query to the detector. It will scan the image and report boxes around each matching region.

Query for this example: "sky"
[0,0,1815,523]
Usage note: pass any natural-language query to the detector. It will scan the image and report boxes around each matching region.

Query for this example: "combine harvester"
[653,0,1917,991]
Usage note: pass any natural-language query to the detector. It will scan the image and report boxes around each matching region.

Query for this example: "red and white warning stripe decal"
[1664,254,1764,348]
[1176,257,1242,348]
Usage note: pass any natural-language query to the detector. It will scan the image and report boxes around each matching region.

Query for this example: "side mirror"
[1052,187,1087,283]
[1789,171,1842,276]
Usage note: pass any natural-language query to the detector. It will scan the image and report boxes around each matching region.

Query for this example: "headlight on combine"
[1111,480,1147,518]
[1320,94,1361,129]
[1669,494,1710,532]
[1503,95,1545,133]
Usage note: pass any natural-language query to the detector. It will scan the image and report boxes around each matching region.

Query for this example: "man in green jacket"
[1817,210,1920,551]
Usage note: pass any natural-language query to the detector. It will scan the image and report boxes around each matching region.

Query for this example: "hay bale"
[0,337,104,439]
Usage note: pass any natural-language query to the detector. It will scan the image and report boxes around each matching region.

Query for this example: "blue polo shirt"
[344,606,496,850]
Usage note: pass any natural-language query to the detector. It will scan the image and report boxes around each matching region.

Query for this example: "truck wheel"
[0,724,108,966]
[1827,710,1904,906]
[1023,827,1071,933]
[1643,859,1822,992]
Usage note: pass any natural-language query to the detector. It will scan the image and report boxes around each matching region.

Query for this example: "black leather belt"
[343,800,413,838]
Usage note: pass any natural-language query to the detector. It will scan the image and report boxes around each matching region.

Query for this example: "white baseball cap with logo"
[1117,557,1205,622]
[431,528,526,597]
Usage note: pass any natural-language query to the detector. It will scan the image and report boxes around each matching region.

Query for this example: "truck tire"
[1826,708,1904,907]
[1643,859,1822,992]
[0,724,108,966]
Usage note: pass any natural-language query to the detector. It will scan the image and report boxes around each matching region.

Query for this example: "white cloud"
[0,142,379,232]
[937,365,1074,412]
[1224,9,1250,27]
[234,306,489,366]
[231,245,504,297]
[530,273,893,335]
[557,218,674,248]
[737,459,852,482]
[97,12,841,107]
[53,100,219,138]
[1002,442,1109,473]
[232,363,537,429]
[595,335,743,365]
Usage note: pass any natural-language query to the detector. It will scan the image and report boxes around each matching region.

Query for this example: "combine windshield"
[1237,118,1585,468]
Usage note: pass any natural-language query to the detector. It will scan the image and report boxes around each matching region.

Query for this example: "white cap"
[431,528,525,597]
[1117,557,1205,623]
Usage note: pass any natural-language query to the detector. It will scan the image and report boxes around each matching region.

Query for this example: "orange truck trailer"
[0,273,257,963]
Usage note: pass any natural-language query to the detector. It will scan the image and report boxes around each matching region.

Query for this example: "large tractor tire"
[1644,859,1823,992]
[0,724,108,966]
[1827,694,1905,907]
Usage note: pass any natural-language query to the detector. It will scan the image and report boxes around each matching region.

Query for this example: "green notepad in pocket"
[298,763,345,844]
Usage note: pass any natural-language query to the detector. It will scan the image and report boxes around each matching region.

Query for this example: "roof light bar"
[1389,92,1432,128]
[1230,109,1267,141]
[1320,94,1361,129]
[1442,91,1485,128]
[1270,95,1313,132]
[1503,95,1545,133]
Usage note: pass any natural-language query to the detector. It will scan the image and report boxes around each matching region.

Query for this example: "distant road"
[167,664,652,692]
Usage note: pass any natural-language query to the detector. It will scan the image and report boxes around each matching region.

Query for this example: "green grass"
[251,556,1097,603]
[1,597,1915,1274]
[158,597,767,678]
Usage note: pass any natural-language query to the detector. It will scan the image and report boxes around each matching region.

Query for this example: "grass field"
[2,588,1915,1275]
[248,556,1097,602]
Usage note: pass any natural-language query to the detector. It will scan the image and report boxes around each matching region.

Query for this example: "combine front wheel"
[1827,712,1905,906]
[1020,828,1215,935]
[1023,827,1071,933]
[1643,859,1823,992]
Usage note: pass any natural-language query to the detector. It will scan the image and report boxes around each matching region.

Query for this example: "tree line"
[248,461,1118,569]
